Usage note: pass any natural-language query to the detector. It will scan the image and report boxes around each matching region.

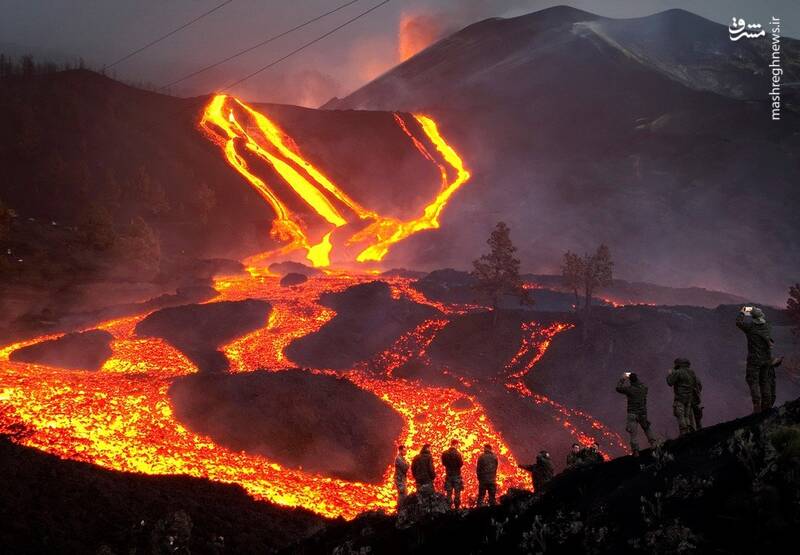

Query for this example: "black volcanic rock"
[412,269,480,305]
[8,329,113,370]
[268,261,322,278]
[426,310,534,380]
[169,369,403,483]
[135,300,270,373]
[280,272,309,287]
[381,268,428,279]
[412,269,584,311]
[286,281,441,369]
[0,437,323,554]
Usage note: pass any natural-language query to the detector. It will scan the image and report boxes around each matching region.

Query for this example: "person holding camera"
[615,372,657,456]
[667,358,700,435]
[736,306,781,413]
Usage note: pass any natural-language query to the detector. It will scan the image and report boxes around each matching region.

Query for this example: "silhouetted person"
[736,306,780,412]
[520,450,553,490]
[394,445,409,507]
[615,372,657,456]
[566,443,582,469]
[581,441,604,465]
[476,443,498,506]
[411,443,436,496]
[441,439,464,509]
[667,358,699,435]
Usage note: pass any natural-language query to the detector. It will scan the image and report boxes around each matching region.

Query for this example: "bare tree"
[561,244,614,333]
[472,221,530,326]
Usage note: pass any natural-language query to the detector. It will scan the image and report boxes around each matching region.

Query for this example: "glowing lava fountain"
[199,94,471,268]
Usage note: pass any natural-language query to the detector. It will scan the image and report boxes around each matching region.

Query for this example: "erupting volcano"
[199,94,470,268]
[0,99,624,520]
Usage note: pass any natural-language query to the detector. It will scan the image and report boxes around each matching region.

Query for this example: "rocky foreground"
[1,398,798,553]
[288,398,800,554]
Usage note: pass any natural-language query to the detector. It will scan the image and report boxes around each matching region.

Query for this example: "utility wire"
[105,0,234,70]
[222,0,390,91]
[160,0,361,91]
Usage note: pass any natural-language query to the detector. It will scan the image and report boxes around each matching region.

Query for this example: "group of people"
[393,439,607,510]
[616,306,783,454]
[394,440,499,509]
[393,306,785,509]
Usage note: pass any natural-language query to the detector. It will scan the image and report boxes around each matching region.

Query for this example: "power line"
[105,0,234,70]
[160,0,361,91]
[222,0,391,91]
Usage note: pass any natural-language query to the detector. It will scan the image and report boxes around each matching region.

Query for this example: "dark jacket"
[411,450,436,485]
[579,447,603,465]
[566,451,581,469]
[394,456,409,485]
[667,366,696,404]
[736,313,773,364]
[441,447,463,478]
[615,378,648,415]
[476,451,498,484]
[533,453,554,487]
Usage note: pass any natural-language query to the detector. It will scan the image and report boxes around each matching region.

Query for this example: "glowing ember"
[200,95,470,267]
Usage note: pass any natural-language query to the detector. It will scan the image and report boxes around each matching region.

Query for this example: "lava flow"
[0,96,621,520]
[200,95,470,267]
[0,269,626,519]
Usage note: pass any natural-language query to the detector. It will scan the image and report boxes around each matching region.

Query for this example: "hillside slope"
[0,435,324,554]
[326,7,800,304]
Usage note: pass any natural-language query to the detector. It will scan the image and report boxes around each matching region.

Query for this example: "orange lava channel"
[0,271,544,519]
[199,95,470,268]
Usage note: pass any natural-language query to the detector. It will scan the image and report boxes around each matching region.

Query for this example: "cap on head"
[673,358,691,368]
[751,307,766,323]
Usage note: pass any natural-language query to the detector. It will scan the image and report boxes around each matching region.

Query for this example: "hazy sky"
[2,1,798,106]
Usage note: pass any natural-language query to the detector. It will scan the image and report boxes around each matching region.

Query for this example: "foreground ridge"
[288,397,800,554]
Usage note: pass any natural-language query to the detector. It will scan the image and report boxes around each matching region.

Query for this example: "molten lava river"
[0,96,624,519]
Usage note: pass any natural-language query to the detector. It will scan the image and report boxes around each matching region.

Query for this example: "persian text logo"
[728,16,782,121]
[728,17,765,41]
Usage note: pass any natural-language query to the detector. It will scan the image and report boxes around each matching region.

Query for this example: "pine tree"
[471,221,530,325]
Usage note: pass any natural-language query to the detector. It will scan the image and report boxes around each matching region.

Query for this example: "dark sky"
[2,0,798,106]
